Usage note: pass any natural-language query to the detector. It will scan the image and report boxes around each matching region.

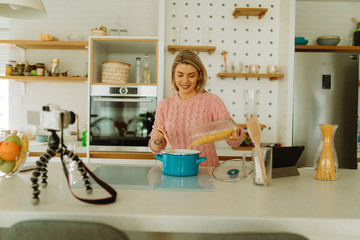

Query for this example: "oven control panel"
[110,87,138,95]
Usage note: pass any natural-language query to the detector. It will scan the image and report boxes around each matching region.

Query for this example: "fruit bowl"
[0,151,29,178]
[0,134,29,178]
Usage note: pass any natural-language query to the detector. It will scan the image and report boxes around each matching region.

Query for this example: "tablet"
[272,146,305,169]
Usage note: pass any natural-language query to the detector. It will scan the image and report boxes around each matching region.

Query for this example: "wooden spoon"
[163,131,174,153]
[246,115,268,183]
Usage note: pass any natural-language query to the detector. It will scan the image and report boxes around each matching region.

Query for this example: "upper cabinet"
[89,37,158,86]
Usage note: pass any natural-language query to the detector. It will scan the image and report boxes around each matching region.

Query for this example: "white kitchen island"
[1,162,360,240]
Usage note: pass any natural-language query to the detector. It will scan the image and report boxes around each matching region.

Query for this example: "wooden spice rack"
[217,72,284,81]
[232,8,268,19]
[167,45,216,55]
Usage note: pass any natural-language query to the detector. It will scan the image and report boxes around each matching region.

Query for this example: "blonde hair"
[171,50,207,92]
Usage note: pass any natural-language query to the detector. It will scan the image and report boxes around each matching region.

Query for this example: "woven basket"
[102,61,130,84]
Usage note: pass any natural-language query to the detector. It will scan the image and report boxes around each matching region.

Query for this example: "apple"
[0,159,15,173]
[5,135,21,148]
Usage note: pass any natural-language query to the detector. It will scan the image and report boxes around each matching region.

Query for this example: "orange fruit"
[0,141,20,161]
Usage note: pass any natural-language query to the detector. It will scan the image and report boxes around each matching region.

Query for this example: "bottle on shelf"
[141,54,151,84]
[135,57,141,83]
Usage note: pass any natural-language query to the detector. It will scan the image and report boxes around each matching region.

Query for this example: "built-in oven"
[89,85,157,152]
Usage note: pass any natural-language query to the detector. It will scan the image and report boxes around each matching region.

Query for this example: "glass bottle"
[314,124,338,181]
[141,54,151,84]
[135,57,141,83]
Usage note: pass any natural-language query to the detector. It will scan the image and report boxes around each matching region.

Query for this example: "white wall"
[295,1,360,46]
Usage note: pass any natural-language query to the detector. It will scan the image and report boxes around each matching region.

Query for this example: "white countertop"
[28,141,248,157]
[1,162,360,240]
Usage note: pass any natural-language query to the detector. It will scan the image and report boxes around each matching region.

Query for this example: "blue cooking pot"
[155,149,207,176]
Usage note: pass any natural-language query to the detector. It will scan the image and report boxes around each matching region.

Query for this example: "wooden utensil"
[163,131,174,153]
[246,115,268,183]
[222,50,228,72]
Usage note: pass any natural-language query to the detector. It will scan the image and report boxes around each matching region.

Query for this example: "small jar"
[27,64,36,72]
[15,63,25,75]
[50,58,59,76]
[36,63,45,76]
[5,64,12,76]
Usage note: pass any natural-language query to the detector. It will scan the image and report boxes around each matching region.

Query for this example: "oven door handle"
[93,98,153,103]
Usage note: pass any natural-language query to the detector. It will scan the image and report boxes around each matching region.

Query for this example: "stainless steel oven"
[89,85,157,152]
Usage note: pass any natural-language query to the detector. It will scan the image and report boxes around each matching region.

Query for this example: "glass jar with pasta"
[187,118,238,149]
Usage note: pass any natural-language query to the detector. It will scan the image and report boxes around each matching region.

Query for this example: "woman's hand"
[152,126,166,144]
[226,126,244,147]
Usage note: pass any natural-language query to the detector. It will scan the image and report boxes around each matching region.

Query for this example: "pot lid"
[212,159,253,182]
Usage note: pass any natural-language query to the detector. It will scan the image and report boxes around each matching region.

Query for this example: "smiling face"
[174,63,201,100]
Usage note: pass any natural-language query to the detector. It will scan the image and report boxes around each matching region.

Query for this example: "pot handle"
[154,154,163,162]
[196,157,207,164]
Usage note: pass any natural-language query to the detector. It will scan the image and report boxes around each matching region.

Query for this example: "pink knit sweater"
[149,91,242,166]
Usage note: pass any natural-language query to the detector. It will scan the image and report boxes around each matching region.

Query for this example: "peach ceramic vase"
[314,124,338,181]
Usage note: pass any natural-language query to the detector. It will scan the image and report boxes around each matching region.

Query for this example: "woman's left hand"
[225,126,244,147]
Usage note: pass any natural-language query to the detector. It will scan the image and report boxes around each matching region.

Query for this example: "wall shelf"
[0,40,88,50]
[0,76,87,82]
[232,8,268,19]
[167,45,216,54]
[217,72,284,81]
[295,45,360,53]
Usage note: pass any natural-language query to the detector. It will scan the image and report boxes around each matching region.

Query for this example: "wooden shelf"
[295,45,360,53]
[0,40,88,50]
[0,76,87,82]
[232,8,268,19]
[167,45,216,54]
[217,72,284,81]
[238,124,266,129]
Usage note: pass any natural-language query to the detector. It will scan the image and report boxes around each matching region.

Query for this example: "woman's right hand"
[152,126,166,144]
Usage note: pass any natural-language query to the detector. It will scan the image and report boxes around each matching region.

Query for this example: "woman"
[149,49,244,166]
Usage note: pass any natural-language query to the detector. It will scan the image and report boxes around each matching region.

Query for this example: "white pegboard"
[164,0,281,144]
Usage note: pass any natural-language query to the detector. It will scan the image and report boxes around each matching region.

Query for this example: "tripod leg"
[66,149,93,194]
[31,148,56,205]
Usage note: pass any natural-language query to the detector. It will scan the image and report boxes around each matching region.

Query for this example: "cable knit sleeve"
[207,93,244,147]
[207,93,231,121]
[148,99,167,153]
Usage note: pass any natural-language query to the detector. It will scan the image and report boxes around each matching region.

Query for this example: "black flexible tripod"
[30,129,92,205]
